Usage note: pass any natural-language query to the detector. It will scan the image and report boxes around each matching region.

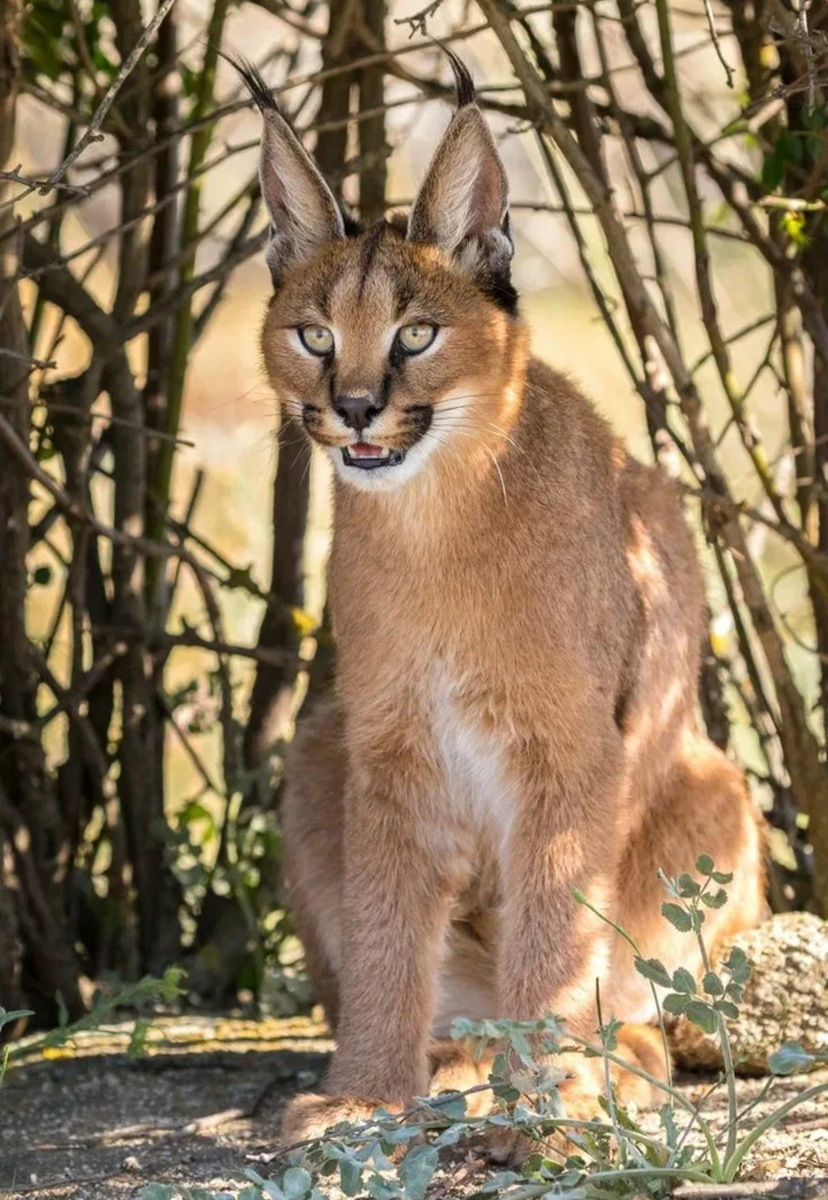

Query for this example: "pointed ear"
[231,58,344,283]
[407,54,512,281]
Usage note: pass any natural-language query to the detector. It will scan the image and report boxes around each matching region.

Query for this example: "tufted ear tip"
[406,68,510,259]
[443,46,477,109]
[232,55,345,284]
[222,52,282,115]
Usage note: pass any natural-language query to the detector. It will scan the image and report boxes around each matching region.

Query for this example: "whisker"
[441,428,509,509]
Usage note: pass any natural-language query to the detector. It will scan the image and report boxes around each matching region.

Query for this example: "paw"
[428,1039,494,1118]
[484,1058,602,1166]
[485,1126,540,1166]
[281,1092,390,1147]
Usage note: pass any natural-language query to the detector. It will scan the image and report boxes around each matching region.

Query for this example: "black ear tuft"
[221,51,281,115]
[223,52,345,284]
[443,47,476,108]
[407,50,513,307]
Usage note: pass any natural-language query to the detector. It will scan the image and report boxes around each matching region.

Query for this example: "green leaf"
[661,903,692,932]
[684,1001,717,1034]
[701,888,728,909]
[676,873,700,897]
[714,999,739,1020]
[662,993,688,1016]
[602,1016,621,1052]
[282,1167,312,1200]
[660,1103,679,1151]
[161,966,187,1004]
[128,1016,152,1058]
[137,1187,176,1200]
[399,1146,438,1200]
[725,947,751,984]
[711,870,733,884]
[768,1041,816,1076]
[671,968,696,994]
[365,1176,400,1200]
[429,1091,466,1119]
[695,854,715,876]
[0,1007,33,1032]
[239,1189,264,1200]
[434,1122,466,1148]
[702,972,724,996]
[634,957,672,987]
[508,1027,533,1065]
[761,150,785,190]
[340,1158,362,1196]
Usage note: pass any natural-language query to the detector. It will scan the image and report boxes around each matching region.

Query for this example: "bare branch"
[45,0,178,190]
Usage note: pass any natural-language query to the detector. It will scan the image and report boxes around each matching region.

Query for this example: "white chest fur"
[429,666,515,850]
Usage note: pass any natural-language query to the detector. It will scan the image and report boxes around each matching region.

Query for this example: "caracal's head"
[243,55,527,493]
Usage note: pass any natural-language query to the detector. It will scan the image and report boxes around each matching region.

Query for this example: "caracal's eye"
[300,325,334,356]
[398,323,437,354]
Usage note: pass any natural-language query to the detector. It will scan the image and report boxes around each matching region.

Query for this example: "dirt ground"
[1,1016,826,1200]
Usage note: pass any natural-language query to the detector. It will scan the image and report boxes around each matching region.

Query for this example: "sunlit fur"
[249,64,766,1157]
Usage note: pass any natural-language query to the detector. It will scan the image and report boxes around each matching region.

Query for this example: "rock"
[670,912,828,1074]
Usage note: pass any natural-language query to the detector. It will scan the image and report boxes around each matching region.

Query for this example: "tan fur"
[252,80,766,1151]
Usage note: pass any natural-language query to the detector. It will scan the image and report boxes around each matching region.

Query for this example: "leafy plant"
[2,968,186,1084]
[134,860,826,1200]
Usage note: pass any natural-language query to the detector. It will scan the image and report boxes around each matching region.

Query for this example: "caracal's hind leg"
[281,697,346,1029]
[608,730,766,1030]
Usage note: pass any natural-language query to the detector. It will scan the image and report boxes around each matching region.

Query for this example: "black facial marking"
[357,222,387,301]
[394,277,417,320]
[405,404,433,439]
[342,211,364,238]
[327,363,338,411]
[389,335,406,373]
[378,369,393,410]
[481,271,520,316]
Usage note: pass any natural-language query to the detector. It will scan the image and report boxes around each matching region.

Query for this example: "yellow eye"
[300,325,334,356]
[398,323,437,354]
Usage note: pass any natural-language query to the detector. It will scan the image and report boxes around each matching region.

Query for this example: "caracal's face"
[262,225,516,493]
[246,50,519,491]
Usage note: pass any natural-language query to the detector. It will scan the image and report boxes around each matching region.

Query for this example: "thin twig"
[702,0,735,87]
[45,0,179,190]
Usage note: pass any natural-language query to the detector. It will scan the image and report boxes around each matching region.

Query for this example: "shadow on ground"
[0,1016,332,1198]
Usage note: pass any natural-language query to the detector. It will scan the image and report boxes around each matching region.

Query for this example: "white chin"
[328,438,438,492]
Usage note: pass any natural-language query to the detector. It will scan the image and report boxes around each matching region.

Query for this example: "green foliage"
[3,853,811,1200]
[768,1041,823,1076]
[22,0,119,91]
[132,858,828,1200]
[3,969,186,1083]
[0,1006,34,1033]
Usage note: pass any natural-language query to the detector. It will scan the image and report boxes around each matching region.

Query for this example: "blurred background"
[1,0,826,1027]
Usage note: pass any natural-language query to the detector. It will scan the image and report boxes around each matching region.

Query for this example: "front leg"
[495,725,626,1144]
[282,746,454,1142]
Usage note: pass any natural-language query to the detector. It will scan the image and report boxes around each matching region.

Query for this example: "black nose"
[335,394,380,434]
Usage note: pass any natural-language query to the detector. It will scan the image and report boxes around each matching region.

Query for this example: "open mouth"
[342,442,406,470]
